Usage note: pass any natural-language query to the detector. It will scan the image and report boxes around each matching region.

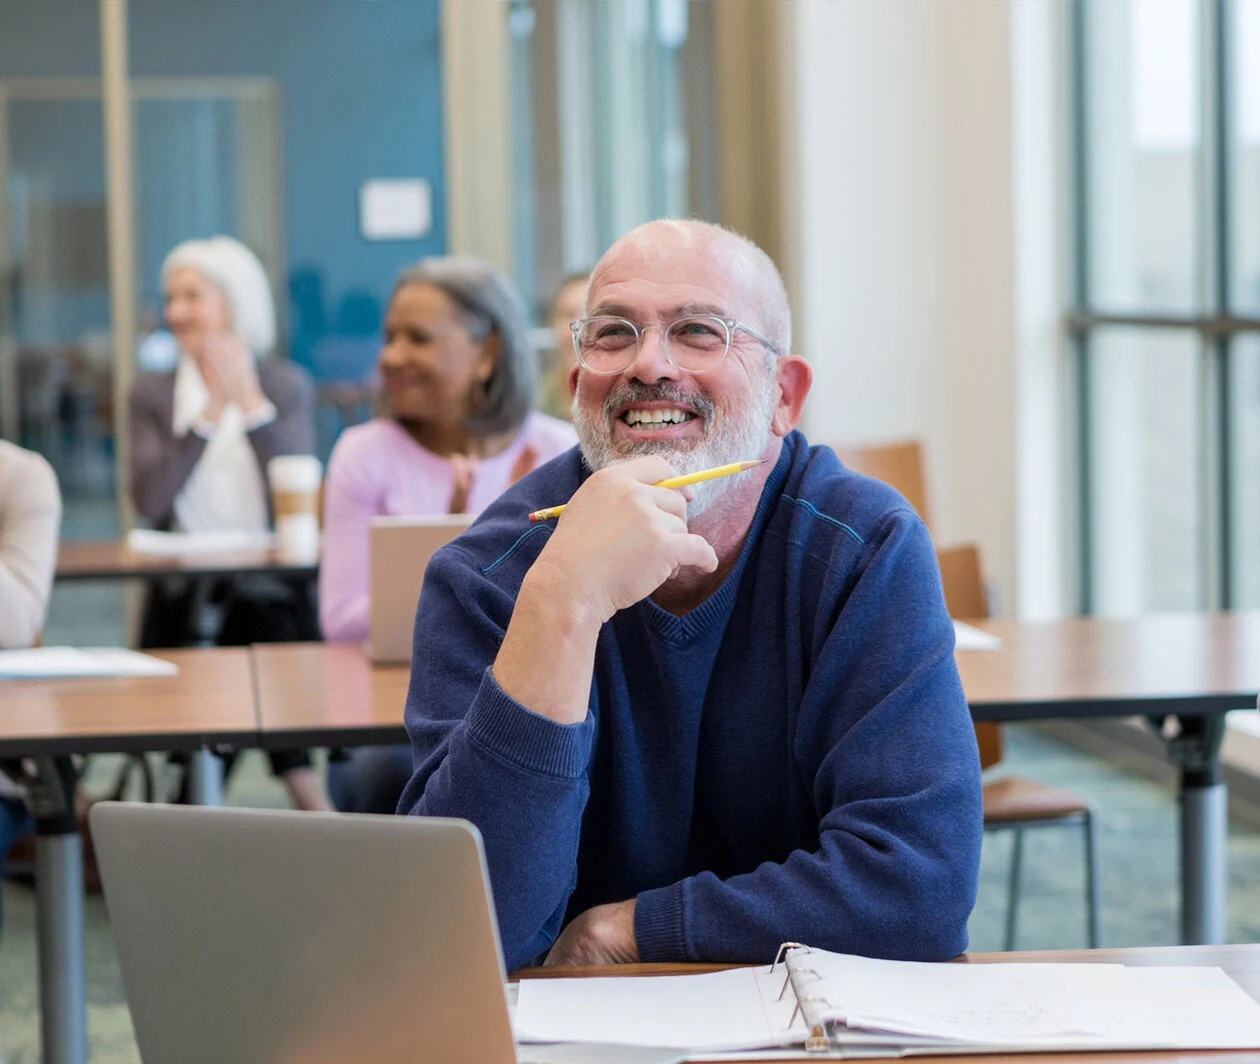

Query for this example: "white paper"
[794,951,1260,1050]
[1127,966,1260,1047]
[808,955,1159,1044]
[127,528,275,556]
[514,951,1260,1058]
[516,968,793,1052]
[0,647,179,679]
[359,179,432,240]
[952,620,1002,652]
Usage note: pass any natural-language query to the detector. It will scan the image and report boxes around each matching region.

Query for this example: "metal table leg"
[186,747,224,806]
[23,757,88,1064]
[1153,713,1228,945]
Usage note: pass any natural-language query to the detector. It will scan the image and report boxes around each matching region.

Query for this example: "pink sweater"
[318,414,577,643]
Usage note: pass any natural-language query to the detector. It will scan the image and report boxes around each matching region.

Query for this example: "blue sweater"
[398,431,982,971]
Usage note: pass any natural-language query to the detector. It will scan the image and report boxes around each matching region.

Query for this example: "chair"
[831,439,933,533]
[937,543,1101,950]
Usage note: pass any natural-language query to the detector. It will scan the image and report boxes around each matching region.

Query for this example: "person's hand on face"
[509,443,540,486]
[200,333,267,422]
[525,455,719,625]
[448,454,474,514]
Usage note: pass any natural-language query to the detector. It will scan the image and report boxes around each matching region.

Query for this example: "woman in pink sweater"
[319,257,575,813]
[320,257,576,645]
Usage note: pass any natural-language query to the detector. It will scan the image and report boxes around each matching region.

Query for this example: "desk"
[521,944,1260,1063]
[55,539,319,645]
[957,612,1260,947]
[253,613,1260,949]
[0,647,258,1064]
[56,538,317,581]
[252,642,409,749]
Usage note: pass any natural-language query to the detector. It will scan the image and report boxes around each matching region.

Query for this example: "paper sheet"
[0,647,179,679]
[806,955,1157,1044]
[127,529,275,555]
[952,620,1002,651]
[516,968,797,1052]
[513,952,1260,1057]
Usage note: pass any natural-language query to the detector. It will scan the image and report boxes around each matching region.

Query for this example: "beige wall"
[786,0,1070,618]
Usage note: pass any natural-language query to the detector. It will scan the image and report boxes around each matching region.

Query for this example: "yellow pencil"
[527,459,766,523]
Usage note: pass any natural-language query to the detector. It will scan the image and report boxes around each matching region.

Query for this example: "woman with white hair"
[319,256,576,813]
[129,235,328,810]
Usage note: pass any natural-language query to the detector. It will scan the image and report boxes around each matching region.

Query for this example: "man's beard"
[573,379,776,518]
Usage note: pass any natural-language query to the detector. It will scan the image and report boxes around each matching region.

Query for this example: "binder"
[515,942,1260,1058]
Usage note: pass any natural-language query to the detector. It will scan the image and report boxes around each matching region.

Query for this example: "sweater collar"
[635,433,801,646]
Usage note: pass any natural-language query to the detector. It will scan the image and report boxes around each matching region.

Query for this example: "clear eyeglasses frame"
[569,314,781,375]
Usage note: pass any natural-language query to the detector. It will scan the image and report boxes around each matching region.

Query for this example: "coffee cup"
[267,455,322,563]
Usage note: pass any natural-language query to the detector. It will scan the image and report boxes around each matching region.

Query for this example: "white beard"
[573,380,777,517]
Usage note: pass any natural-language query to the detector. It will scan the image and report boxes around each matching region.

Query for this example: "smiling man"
[397,220,982,971]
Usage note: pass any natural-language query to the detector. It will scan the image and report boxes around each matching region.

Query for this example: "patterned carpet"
[2,724,1259,1063]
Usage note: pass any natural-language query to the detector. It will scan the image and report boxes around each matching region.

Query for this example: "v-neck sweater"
[398,431,982,971]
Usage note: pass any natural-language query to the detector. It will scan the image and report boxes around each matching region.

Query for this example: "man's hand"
[528,456,719,625]
[544,900,639,966]
[492,456,718,724]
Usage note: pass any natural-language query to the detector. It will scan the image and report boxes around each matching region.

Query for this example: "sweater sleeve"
[396,548,596,971]
[246,362,316,471]
[128,380,208,528]
[634,510,983,964]
[318,434,376,643]
[0,450,62,649]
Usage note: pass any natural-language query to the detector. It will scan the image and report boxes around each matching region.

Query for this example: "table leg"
[189,577,226,647]
[24,757,88,1064]
[1154,713,1228,945]
[186,747,224,806]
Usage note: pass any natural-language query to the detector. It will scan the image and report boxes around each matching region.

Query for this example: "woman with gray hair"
[319,257,575,812]
[129,235,328,811]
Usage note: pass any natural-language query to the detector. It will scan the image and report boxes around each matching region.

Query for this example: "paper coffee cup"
[267,456,322,562]
[276,513,320,564]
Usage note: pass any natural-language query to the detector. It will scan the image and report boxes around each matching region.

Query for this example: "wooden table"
[957,612,1260,947]
[56,538,317,581]
[251,612,1260,949]
[957,613,1260,721]
[0,647,260,1064]
[0,647,258,757]
[521,944,1260,1063]
[251,642,409,749]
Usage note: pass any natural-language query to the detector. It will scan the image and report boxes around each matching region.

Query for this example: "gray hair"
[161,236,276,357]
[393,256,536,435]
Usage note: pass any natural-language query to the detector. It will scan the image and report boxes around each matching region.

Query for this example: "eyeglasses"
[570,314,780,375]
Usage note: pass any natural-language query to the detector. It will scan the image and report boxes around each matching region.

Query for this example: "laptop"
[367,513,474,664]
[90,804,515,1064]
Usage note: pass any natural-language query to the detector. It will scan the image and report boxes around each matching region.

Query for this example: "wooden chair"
[831,439,933,533]
[937,543,1101,950]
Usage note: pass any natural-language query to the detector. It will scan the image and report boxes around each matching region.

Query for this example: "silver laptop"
[368,514,474,664]
[90,804,516,1064]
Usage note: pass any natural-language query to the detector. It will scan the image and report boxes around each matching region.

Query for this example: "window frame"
[1070,0,1255,612]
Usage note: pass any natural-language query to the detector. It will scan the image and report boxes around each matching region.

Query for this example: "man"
[398,220,982,971]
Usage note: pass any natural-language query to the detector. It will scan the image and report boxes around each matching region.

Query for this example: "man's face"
[571,235,779,515]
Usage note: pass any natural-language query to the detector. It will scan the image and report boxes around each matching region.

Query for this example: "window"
[1073,0,1260,612]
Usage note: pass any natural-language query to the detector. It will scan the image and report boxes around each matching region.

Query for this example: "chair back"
[831,440,933,533]
[936,542,1002,771]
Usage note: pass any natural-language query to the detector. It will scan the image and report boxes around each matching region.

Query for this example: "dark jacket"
[128,360,316,530]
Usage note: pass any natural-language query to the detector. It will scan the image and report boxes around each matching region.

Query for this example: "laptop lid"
[90,803,515,1064]
[368,514,474,664]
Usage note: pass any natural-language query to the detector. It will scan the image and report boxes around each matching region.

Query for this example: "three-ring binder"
[772,942,837,1054]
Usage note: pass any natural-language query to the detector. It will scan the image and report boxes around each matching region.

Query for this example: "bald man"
[398,220,982,970]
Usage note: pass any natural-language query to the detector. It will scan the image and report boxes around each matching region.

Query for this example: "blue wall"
[0,0,446,371]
